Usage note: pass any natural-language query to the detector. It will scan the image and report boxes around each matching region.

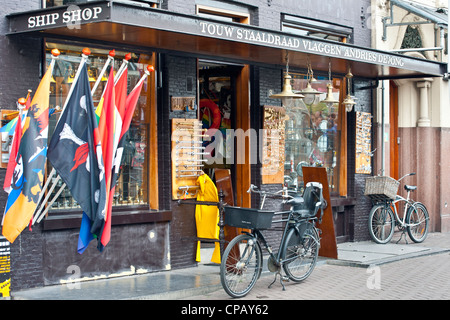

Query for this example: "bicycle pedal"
[281,276,289,282]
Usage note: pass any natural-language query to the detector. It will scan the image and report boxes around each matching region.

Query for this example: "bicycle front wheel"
[282,224,319,282]
[220,234,262,298]
[406,202,429,243]
[368,203,395,244]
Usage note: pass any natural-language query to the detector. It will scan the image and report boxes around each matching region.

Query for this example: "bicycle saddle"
[404,185,417,191]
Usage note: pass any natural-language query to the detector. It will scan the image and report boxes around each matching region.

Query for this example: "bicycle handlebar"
[247,184,295,198]
[397,172,416,182]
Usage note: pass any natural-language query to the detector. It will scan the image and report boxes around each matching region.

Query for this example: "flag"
[122,72,145,139]
[47,64,107,253]
[110,73,146,190]
[3,112,22,194]
[0,113,25,137]
[100,68,128,250]
[77,67,127,253]
[1,65,53,243]
[99,69,147,251]
[3,96,33,195]
[97,69,116,250]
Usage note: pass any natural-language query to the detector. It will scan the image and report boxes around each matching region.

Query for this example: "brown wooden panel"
[235,65,251,208]
[389,81,399,180]
[303,166,337,259]
[338,82,347,197]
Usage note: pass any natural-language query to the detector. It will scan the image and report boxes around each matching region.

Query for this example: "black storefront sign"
[9,1,110,32]
[198,20,406,69]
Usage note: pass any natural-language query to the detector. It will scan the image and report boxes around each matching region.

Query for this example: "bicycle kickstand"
[396,230,408,244]
[268,270,289,291]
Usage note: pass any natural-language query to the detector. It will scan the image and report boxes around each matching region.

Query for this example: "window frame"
[196,4,250,24]
[41,40,160,228]
[281,14,353,43]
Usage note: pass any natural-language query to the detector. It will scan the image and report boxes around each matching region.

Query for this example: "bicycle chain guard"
[267,256,279,273]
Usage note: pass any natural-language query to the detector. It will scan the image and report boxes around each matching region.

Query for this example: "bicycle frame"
[381,172,421,228]
[243,209,317,271]
[381,188,425,229]
[220,184,323,296]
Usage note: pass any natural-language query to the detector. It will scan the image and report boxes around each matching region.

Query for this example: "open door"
[198,62,251,208]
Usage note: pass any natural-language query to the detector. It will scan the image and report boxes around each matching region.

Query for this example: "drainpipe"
[381,81,385,176]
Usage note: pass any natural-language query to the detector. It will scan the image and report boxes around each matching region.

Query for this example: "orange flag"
[2,64,53,243]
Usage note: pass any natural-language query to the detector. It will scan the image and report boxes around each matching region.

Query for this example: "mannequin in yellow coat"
[195,173,221,264]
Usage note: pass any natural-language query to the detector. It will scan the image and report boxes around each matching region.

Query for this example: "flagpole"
[31,172,59,224]
[57,48,91,121]
[119,64,153,139]
[91,50,115,96]
[35,183,66,224]
[26,49,58,221]
[114,53,131,86]
[32,49,91,224]
[138,65,154,87]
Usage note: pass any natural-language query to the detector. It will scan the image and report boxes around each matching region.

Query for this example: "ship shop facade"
[0,0,446,291]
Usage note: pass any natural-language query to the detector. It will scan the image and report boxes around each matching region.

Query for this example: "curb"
[326,247,450,268]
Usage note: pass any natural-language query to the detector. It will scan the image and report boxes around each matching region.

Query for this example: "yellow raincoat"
[195,174,221,264]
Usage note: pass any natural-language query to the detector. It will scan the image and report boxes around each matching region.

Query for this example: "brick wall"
[164,54,199,269]
[0,1,42,110]
[352,79,375,241]
[0,0,45,291]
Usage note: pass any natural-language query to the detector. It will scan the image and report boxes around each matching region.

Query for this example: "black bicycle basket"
[224,206,274,229]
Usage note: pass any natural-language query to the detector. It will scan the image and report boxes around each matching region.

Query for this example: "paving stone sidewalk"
[185,231,450,300]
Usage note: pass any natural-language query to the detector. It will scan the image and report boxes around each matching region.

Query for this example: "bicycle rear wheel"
[368,203,395,244]
[282,223,319,282]
[220,234,262,298]
[406,202,429,243]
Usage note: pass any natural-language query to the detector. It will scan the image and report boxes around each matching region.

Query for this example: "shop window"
[284,74,344,195]
[44,42,154,212]
[282,14,353,43]
[196,4,250,24]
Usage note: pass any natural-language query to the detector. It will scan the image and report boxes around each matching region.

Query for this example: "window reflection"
[284,74,341,194]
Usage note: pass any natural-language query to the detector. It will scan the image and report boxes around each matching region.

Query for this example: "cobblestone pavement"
[186,232,450,300]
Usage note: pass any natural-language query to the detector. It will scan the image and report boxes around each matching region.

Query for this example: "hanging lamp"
[343,68,356,112]
[270,52,304,107]
[298,57,321,105]
[320,60,339,108]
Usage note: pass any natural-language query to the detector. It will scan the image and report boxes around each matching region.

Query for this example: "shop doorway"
[198,60,251,208]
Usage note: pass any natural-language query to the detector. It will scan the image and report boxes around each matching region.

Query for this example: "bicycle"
[219,182,326,298]
[367,173,429,244]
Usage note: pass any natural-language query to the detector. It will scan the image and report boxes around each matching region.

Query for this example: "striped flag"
[97,69,116,250]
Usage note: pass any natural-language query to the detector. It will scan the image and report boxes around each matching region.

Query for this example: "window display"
[45,42,151,211]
